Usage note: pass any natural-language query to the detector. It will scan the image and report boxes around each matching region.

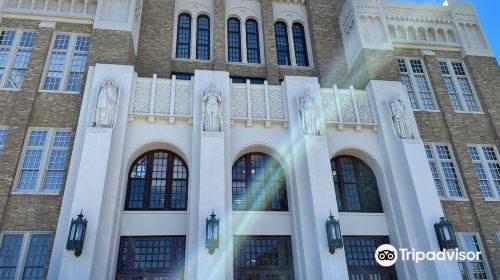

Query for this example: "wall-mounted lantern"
[434,217,458,250]
[325,211,343,254]
[66,210,88,257]
[206,209,219,255]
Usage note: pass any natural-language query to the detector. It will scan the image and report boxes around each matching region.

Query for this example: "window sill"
[483,198,500,202]
[38,89,80,95]
[11,191,60,196]
[226,61,265,67]
[439,198,469,202]
[413,109,441,113]
[278,65,314,70]
[0,88,21,92]
[453,110,485,115]
[172,58,212,63]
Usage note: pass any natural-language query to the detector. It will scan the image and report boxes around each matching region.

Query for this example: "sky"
[397,0,500,64]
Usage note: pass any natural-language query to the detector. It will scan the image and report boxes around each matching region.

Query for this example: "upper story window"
[274,21,290,66]
[397,58,436,110]
[15,128,71,193]
[468,145,500,200]
[176,13,192,59]
[0,128,8,157]
[0,232,50,280]
[438,60,481,113]
[457,233,492,280]
[41,34,91,93]
[125,150,188,211]
[0,30,37,89]
[245,19,260,64]
[331,156,383,213]
[232,153,288,211]
[227,17,241,63]
[171,72,193,81]
[424,143,465,200]
[196,15,210,60]
[230,76,265,84]
[292,23,309,67]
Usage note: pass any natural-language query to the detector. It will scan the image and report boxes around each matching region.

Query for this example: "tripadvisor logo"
[375,244,481,267]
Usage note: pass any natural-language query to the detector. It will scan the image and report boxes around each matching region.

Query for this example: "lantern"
[66,210,88,257]
[325,211,343,254]
[434,217,458,250]
[206,209,219,254]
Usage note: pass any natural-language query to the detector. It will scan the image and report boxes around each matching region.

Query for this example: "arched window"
[196,15,210,60]
[232,153,288,211]
[176,13,191,58]
[292,22,309,67]
[331,156,382,213]
[274,21,290,65]
[227,18,241,62]
[126,150,188,210]
[246,19,260,64]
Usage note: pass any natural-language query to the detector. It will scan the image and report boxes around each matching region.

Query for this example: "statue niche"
[298,90,321,136]
[202,83,223,132]
[93,80,119,128]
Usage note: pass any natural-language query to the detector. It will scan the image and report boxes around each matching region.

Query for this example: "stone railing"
[231,81,287,127]
[1,0,97,20]
[321,85,377,130]
[130,75,192,122]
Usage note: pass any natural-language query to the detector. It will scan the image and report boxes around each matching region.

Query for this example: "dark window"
[196,15,210,60]
[125,150,188,211]
[274,22,290,66]
[0,234,23,279]
[344,236,398,280]
[233,236,294,280]
[227,18,241,62]
[331,156,383,213]
[116,236,186,280]
[232,153,288,211]
[22,234,50,280]
[246,19,260,64]
[172,72,193,81]
[292,23,309,67]
[176,13,191,59]
[230,76,266,84]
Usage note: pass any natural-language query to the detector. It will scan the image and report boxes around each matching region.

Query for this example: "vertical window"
[457,233,491,280]
[438,60,480,112]
[0,128,8,157]
[227,18,241,62]
[468,145,500,200]
[232,153,288,211]
[233,236,294,279]
[245,19,260,64]
[171,72,193,81]
[0,30,37,89]
[42,34,91,92]
[116,236,186,279]
[331,156,383,212]
[196,15,210,60]
[125,150,188,211]
[275,22,290,65]
[292,23,309,67]
[397,58,436,110]
[424,144,464,199]
[16,129,71,193]
[0,233,50,280]
[176,13,191,59]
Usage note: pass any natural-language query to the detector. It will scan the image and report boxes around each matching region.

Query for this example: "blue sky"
[397,0,499,63]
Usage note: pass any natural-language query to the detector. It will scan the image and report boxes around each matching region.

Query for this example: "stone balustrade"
[1,0,97,20]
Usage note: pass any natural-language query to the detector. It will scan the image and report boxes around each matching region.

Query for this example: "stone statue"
[298,90,321,136]
[94,80,119,128]
[202,83,223,132]
[388,95,414,139]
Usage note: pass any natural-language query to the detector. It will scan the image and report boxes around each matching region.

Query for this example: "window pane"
[275,22,290,65]
[246,20,260,64]
[292,23,308,67]
[6,32,37,89]
[0,234,23,280]
[128,155,148,209]
[22,234,50,280]
[171,157,187,209]
[0,128,8,157]
[0,31,16,82]
[196,16,210,60]
[149,152,168,209]
[65,36,90,92]
[176,14,191,59]
[227,18,241,62]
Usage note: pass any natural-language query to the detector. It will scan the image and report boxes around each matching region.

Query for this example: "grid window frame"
[13,128,72,194]
[274,21,290,66]
[0,232,51,280]
[40,33,91,94]
[227,17,242,63]
[424,143,467,200]
[457,233,492,280]
[438,60,482,113]
[397,58,438,111]
[245,19,261,64]
[292,22,309,67]
[196,15,210,60]
[0,127,8,158]
[175,13,192,59]
[0,29,38,90]
[468,144,500,200]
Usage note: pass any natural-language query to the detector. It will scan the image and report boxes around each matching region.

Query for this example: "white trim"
[397,57,439,111]
[0,29,38,89]
[467,144,500,200]
[12,127,72,194]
